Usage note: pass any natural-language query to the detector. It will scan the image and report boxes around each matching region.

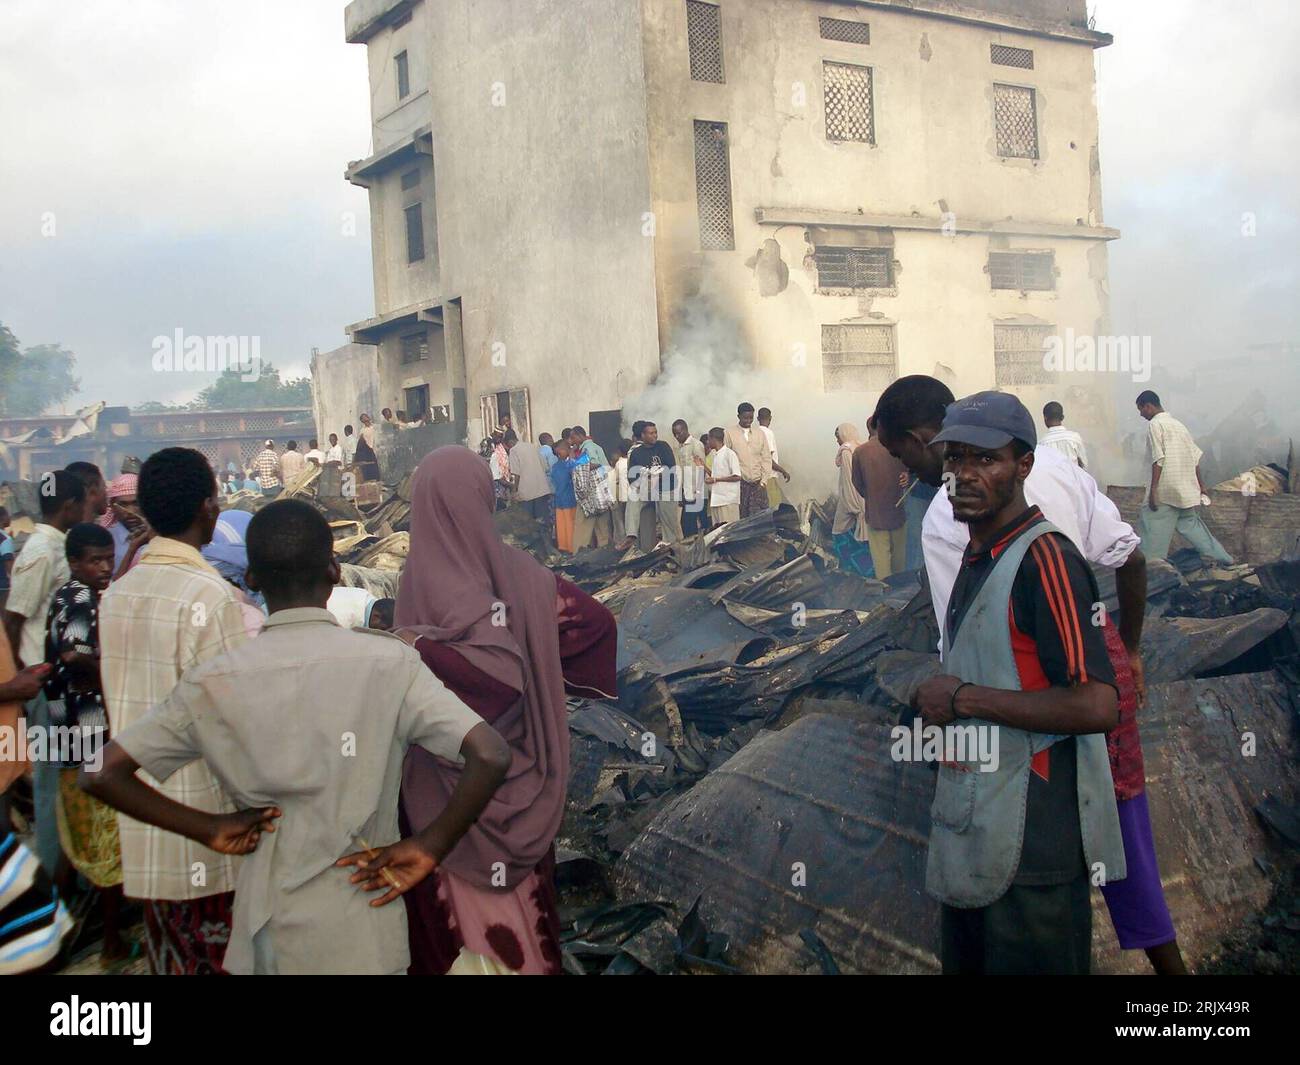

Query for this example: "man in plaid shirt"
[253,440,282,498]
[97,448,250,974]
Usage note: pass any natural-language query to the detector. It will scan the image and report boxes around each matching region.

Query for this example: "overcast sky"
[1,0,1296,414]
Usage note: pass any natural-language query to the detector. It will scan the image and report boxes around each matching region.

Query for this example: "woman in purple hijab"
[394,446,616,974]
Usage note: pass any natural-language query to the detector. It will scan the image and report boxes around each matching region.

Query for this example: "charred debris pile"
[532,501,1300,976]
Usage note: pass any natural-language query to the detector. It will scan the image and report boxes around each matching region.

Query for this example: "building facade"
[335,0,1117,468]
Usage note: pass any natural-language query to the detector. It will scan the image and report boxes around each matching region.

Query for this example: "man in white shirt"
[756,407,792,508]
[303,439,326,466]
[279,441,306,484]
[1135,391,1231,563]
[341,425,357,467]
[324,433,344,466]
[2,469,82,874]
[672,420,708,537]
[1039,402,1089,469]
[705,428,742,526]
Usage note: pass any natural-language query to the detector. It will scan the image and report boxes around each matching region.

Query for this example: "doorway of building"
[478,388,531,443]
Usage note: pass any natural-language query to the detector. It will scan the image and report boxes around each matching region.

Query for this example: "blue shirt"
[0,532,13,591]
[550,456,579,509]
[540,444,558,471]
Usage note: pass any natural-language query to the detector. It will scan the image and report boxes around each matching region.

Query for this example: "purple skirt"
[1100,791,1177,950]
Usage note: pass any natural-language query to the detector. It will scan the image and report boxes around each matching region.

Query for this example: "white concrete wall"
[639,0,1120,477]
[311,343,380,443]
[418,0,664,443]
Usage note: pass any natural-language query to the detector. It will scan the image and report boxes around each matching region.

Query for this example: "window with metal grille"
[989,251,1055,290]
[824,61,874,144]
[400,169,420,191]
[404,202,425,263]
[819,16,870,45]
[686,1,724,83]
[693,120,734,250]
[990,43,1033,69]
[814,246,893,289]
[993,83,1038,159]
[400,332,428,364]
[821,324,896,392]
[993,323,1056,385]
[395,51,410,99]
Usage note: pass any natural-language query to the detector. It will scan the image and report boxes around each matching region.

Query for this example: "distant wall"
[312,343,380,443]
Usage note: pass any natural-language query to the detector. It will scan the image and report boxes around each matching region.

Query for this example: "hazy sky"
[1,0,1296,413]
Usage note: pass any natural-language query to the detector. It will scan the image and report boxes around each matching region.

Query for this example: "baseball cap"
[932,391,1037,451]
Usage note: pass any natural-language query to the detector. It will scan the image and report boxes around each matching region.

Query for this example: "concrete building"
[334,0,1118,469]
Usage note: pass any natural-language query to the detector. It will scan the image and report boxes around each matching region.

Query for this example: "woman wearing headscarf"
[832,422,875,578]
[395,446,616,974]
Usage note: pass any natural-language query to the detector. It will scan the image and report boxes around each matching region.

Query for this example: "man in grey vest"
[911,392,1126,974]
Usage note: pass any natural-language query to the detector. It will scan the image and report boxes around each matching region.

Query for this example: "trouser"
[574,509,613,550]
[1139,503,1232,562]
[681,500,708,537]
[904,492,928,572]
[555,508,576,553]
[739,480,768,518]
[655,498,683,545]
[866,525,908,580]
[521,495,556,553]
[611,502,626,541]
[940,873,1092,975]
[27,693,60,876]
[625,497,680,549]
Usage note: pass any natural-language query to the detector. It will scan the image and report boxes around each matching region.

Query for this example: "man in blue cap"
[910,391,1126,974]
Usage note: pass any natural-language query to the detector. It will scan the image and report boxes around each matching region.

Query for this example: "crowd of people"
[0,380,1226,976]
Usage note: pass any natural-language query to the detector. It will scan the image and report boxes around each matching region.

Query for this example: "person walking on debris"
[279,440,305,484]
[355,414,381,483]
[549,438,579,553]
[253,440,282,498]
[1136,390,1232,565]
[725,403,773,519]
[625,421,682,550]
[569,427,614,549]
[511,427,556,554]
[831,422,874,577]
[393,447,616,974]
[851,416,908,580]
[705,427,741,527]
[756,407,791,508]
[1040,402,1088,469]
[671,420,708,538]
[4,469,84,876]
[85,499,511,975]
[909,392,1126,975]
[42,522,132,965]
[875,376,1186,975]
[97,447,251,975]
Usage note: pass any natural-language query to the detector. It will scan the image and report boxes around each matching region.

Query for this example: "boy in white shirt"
[705,427,742,526]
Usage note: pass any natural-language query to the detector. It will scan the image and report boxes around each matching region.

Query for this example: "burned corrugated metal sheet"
[616,669,1298,974]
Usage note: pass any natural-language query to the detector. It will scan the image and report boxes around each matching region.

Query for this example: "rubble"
[553,494,1300,974]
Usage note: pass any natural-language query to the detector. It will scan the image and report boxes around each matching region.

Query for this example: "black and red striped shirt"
[946,505,1118,885]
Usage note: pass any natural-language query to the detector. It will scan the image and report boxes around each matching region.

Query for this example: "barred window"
[400,168,420,191]
[404,202,425,263]
[821,324,896,392]
[686,1,724,83]
[990,43,1033,69]
[819,17,870,45]
[401,332,428,364]
[814,246,893,289]
[993,323,1056,386]
[993,83,1038,159]
[824,61,875,144]
[693,120,734,250]
[989,251,1055,291]
[395,51,410,100]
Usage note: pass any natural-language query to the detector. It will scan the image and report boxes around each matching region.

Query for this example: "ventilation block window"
[686,1,724,83]
[824,61,875,144]
[994,323,1056,385]
[993,83,1038,159]
[821,324,896,392]
[693,120,734,250]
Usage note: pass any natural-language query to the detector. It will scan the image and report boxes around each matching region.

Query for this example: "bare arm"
[3,611,26,668]
[81,742,279,854]
[915,674,1118,734]
[1148,462,1162,511]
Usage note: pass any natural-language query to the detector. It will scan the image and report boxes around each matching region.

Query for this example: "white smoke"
[621,299,875,503]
